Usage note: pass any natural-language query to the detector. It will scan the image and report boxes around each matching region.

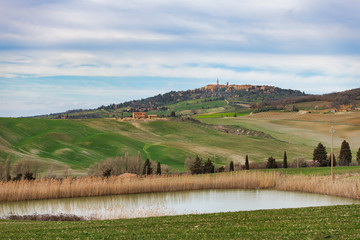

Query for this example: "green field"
[1,204,359,239]
[1,111,359,175]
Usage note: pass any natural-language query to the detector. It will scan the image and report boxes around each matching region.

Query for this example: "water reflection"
[0,189,359,220]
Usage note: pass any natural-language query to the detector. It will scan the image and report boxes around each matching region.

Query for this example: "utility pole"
[330,126,335,181]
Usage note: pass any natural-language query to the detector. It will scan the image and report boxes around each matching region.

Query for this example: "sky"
[1,0,360,117]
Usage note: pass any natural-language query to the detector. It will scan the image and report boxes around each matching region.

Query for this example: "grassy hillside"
[199,111,360,158]
[1,111,359,176]
[1,204,360,239]
[0,117,313,175]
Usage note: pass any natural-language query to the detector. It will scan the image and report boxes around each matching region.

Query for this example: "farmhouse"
[132,112,146,119]
[339,105,352,112]
[148,114,157,119]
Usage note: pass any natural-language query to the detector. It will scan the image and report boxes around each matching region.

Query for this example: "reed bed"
[0,171,359,202]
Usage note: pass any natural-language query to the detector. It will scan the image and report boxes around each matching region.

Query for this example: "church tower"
[217,79,219,85]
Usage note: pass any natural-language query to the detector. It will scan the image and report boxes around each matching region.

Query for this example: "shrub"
[266,157,277,169]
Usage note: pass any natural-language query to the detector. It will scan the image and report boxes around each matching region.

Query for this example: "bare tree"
[5,156,11,181]
[136,151,142,175]
[0,162,4,181]
[62,166,71,179]
[184,156,193,172]
[45,165,57,179]
[112,156,122,175]
[124,152,129,172]
[12,161,23,176]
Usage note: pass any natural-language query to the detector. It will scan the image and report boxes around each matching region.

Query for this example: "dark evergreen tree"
[313,143,328,167]
[156,162,161,175]
[216,166,225,172]
[204,158,215,173]
[339,140,352,166]
[283,151,288,168]
[229,161,234,171]
[245,155,249,170]
[266,156,277,169]
[357,148,360,165]
[327,152,337,167]
[24,172,35,181]
[170,111,176,117]
[103,169,112,178]
[190,155,203,174]
[142,158,153,175]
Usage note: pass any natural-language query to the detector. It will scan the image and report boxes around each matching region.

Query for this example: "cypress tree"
[156,162,161,175]
[357,148,360,165]
[313,143,328,167]
[266,156,277,169]
[328,152,337,167]
[229,161,234,171]
[142,158,153,175]
[283,151,288,168]
[245,155,249,170]
[339,140,352,166]
[204,158,215,173]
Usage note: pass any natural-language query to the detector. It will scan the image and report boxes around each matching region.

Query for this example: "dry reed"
[0,171,359,202]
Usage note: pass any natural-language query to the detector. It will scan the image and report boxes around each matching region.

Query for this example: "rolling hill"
[1,110,360,176]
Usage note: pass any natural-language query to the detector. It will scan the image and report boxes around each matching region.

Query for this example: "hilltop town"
[200,79,275,93]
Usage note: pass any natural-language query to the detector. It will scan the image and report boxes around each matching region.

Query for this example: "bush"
[266,157,277,169]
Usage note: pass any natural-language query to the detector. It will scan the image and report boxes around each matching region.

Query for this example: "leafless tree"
[5,157,11,181]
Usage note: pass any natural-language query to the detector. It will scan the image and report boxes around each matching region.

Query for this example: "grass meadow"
[1,204,360,239]
[0,117,318,175]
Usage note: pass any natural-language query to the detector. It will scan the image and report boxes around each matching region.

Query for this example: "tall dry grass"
[0,171,359,202]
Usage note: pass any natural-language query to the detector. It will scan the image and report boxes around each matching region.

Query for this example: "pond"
[0,189,359,220]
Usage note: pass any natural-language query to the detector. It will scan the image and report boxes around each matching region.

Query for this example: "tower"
[217,79,219,85]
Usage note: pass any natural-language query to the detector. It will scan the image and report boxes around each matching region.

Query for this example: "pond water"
[0,189,359,220]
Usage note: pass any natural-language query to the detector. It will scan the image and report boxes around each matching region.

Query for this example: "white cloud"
[0,0,359,116]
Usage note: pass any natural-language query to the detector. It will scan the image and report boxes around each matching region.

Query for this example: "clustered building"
[200,79,275,93]
[132,112,157,119]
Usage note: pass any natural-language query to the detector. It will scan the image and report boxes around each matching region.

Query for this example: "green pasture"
[1,204,359,239]
[0,116,338,175]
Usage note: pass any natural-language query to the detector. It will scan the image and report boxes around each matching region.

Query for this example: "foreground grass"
[0,204,359,239]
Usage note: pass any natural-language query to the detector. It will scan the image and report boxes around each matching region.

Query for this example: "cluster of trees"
[87,152,167,177]
[265,152,288,169]
[313,140,356,167]
[185,155,251,175]
[0,158,42,181]
[250,88,360,112]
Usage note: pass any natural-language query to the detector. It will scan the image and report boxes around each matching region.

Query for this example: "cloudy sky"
[1,0,359,117]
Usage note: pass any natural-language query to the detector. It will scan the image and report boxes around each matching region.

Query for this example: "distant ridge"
[33,81,359,119]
